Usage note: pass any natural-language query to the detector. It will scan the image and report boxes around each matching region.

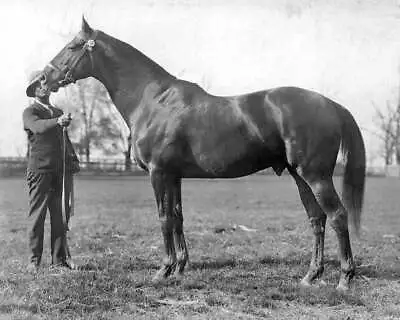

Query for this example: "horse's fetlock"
[341,259,355,274]
[162,256,176,267]
[176,251,188,263]
[310,264,324,276]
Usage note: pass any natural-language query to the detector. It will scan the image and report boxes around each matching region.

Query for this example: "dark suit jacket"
[23,102,79,173]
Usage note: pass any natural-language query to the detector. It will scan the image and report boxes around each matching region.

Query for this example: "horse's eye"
[67,43,79,50]
[68,39,85,50]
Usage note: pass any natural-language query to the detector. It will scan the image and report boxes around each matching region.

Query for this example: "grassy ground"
[0,175,399,319]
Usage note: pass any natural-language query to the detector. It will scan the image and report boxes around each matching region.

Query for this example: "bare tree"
[394,65,400,165]
[58,78,131,166]
[372,101,400,166]
[371,63,400,167]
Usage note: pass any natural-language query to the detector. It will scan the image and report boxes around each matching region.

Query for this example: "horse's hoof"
[300,278,327,289]
[300,278,313,288]
[173,272,184,282]
[318,280,327,287]
[151,276,163,284]
[336,283,350,292]
[152,270,168,284]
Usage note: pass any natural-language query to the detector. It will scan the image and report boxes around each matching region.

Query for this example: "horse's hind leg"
[289,168,327,286]
[306,176,355,291]
[171,178,189,280]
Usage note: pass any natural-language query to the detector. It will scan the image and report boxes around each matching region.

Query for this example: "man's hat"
[26,70,43,97]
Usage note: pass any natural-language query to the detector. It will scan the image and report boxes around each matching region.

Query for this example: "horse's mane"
[97,30,173,78]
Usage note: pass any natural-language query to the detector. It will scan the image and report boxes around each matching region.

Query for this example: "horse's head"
[27,17,98,97]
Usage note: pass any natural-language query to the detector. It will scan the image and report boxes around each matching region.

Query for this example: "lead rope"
[61,122,71,258]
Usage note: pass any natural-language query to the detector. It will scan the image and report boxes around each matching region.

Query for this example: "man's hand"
[57,113,72,127]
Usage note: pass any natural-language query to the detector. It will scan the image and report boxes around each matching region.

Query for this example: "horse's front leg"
[171,177,189,280]
[150,169,178,282]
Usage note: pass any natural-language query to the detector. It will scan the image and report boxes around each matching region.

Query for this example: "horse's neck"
[95,37,173,124]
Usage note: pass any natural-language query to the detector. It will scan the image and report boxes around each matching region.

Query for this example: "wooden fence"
[0,157,145,177]
[0,157,392,178]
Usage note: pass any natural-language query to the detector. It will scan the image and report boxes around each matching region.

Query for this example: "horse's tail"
[336,105,366,237]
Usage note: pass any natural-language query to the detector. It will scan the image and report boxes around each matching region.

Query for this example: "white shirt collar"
[34,98,55,117]
[34,98,52,110]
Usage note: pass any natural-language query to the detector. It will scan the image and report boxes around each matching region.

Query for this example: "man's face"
[34,83,50,99]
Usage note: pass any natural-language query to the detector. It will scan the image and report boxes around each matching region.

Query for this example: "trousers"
[26,170,68,265]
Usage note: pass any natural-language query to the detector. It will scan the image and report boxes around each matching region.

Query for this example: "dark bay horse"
[34,17,366,290]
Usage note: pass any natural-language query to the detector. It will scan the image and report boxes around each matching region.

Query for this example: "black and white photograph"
[0,0,399,319]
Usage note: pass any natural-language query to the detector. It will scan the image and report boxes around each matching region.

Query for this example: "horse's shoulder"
[155,84,182,107]
[154,80,207,109]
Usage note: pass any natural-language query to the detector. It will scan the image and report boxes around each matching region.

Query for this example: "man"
[24,70,79,272]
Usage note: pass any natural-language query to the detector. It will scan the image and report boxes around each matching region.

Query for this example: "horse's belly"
[183,145,282,178]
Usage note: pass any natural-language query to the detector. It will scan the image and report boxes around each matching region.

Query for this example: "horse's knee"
[309,216,326,235]
[159,216,174,232]
[174,201,182,216]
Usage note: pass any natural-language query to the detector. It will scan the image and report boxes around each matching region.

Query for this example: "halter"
[47,31,97,86]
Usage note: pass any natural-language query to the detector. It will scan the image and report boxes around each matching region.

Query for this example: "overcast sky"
[1,0,400,165]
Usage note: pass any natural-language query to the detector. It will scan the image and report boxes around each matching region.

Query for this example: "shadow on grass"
[357,263,400,281]
[204,272,366,308]
[189,254,340,271]
[76,252,398,286]
[77,256,159,272]
[56,253,393,310]
[186,255,366,308]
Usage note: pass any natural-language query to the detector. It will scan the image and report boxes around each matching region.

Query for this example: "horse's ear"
[81,15,93,35]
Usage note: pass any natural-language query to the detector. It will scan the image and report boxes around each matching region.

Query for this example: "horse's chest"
[131,132,152,171]
[129,101,187,171]
[131,125,176,171]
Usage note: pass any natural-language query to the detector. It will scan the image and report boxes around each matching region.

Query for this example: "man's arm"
[23,107,58,134]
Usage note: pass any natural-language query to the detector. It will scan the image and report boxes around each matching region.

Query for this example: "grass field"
[0,174,399,319]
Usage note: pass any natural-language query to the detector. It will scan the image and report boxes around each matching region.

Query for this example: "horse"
[33,17,366,291]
